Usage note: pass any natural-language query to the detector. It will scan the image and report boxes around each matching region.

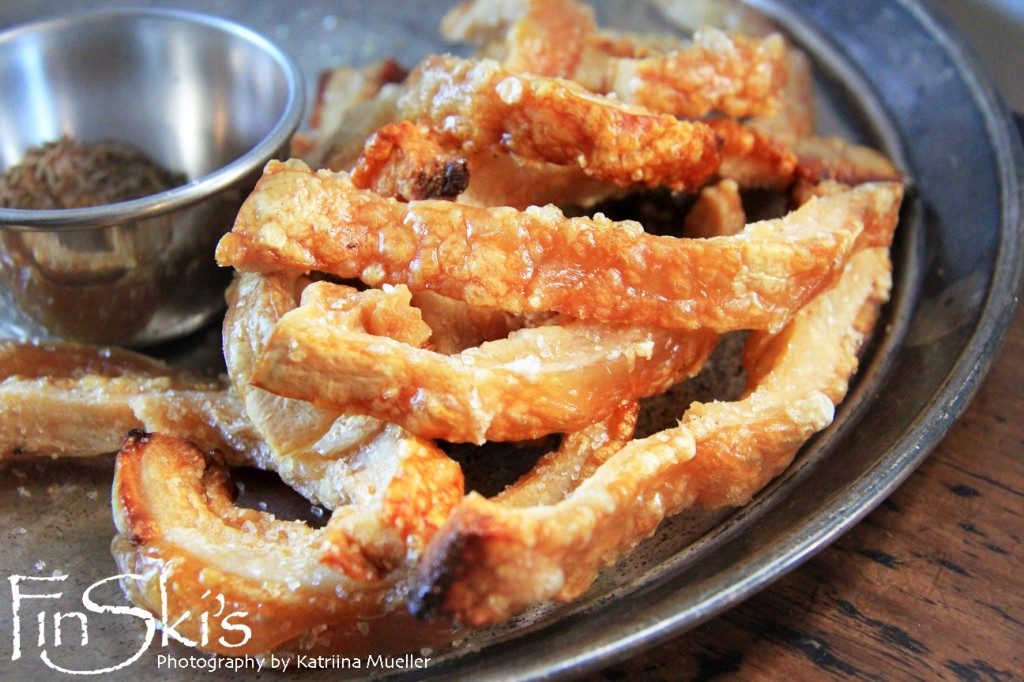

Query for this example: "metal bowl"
[0,8,303,346]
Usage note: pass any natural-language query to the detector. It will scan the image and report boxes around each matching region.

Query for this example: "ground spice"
[0,136,187,210]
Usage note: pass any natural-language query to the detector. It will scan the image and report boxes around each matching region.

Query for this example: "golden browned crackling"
[410,290,523,354]
[223,270,369,503]
[293,41,875,207]
[224,271,464,578]
[749,46,817,141]
[223,271,465,519]
[346,93,867,211]
[441,0,599,73]
[216,160,903,332]
[346,108,801,210]
[706,117,799,190]
[793,135,904,187]
[291,59,407,172]
[684,179,747,238]
[443,0,788,119]
[351,121,469,201]
[0,340,263,464]
[319,424,464,581]
[112,431,457,656]
[352,116,622,208]
[11,0,912,657]
[606,28,788,119]
[252,280,716,443]
[350,100,886,206]
[440,0,861,183]
[411,247,893,626]
[396,56,720,190]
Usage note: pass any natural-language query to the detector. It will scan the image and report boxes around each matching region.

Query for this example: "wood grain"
[592,303,1024,681]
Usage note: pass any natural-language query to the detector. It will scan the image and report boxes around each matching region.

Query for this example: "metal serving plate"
[1,1,1021,679]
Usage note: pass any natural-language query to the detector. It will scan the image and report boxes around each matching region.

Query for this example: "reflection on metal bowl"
[0,196,240,342]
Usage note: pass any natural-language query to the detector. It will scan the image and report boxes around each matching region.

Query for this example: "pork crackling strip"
[442,0,789,120]
[396,55,721,191]
[411,246,894,626]
[223,271,464,581]
[0,340,266,465]
[251,280,717,444]
[347,116,797,213]
[216,160,903,333]
[112,431,459,657]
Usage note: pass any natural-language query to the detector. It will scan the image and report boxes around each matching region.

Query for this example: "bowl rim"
[0,7,305,231]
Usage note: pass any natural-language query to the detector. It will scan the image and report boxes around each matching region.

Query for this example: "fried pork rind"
[604,28,788,119]
[348,90,807,209]
[352,114,623,209]
[318,424,464,581]
[111,430,457,656]
[223,270,373,504]
[290,59,408,173]
[440,0,598,66]
[351,120,470,202]
[0,340,264,464]
[411,247,893,626]
[396,55,721,191]
[684,179,747,238]
[302,29,879,209]
[223,270,465,580]
[792,135,905,188]
[706,117,800,190]
[443,0,789,119]
[216,161,902,333]
[251,279,716,444]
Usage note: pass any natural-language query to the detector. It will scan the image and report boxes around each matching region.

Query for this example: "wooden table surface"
[592,302,1024,680]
